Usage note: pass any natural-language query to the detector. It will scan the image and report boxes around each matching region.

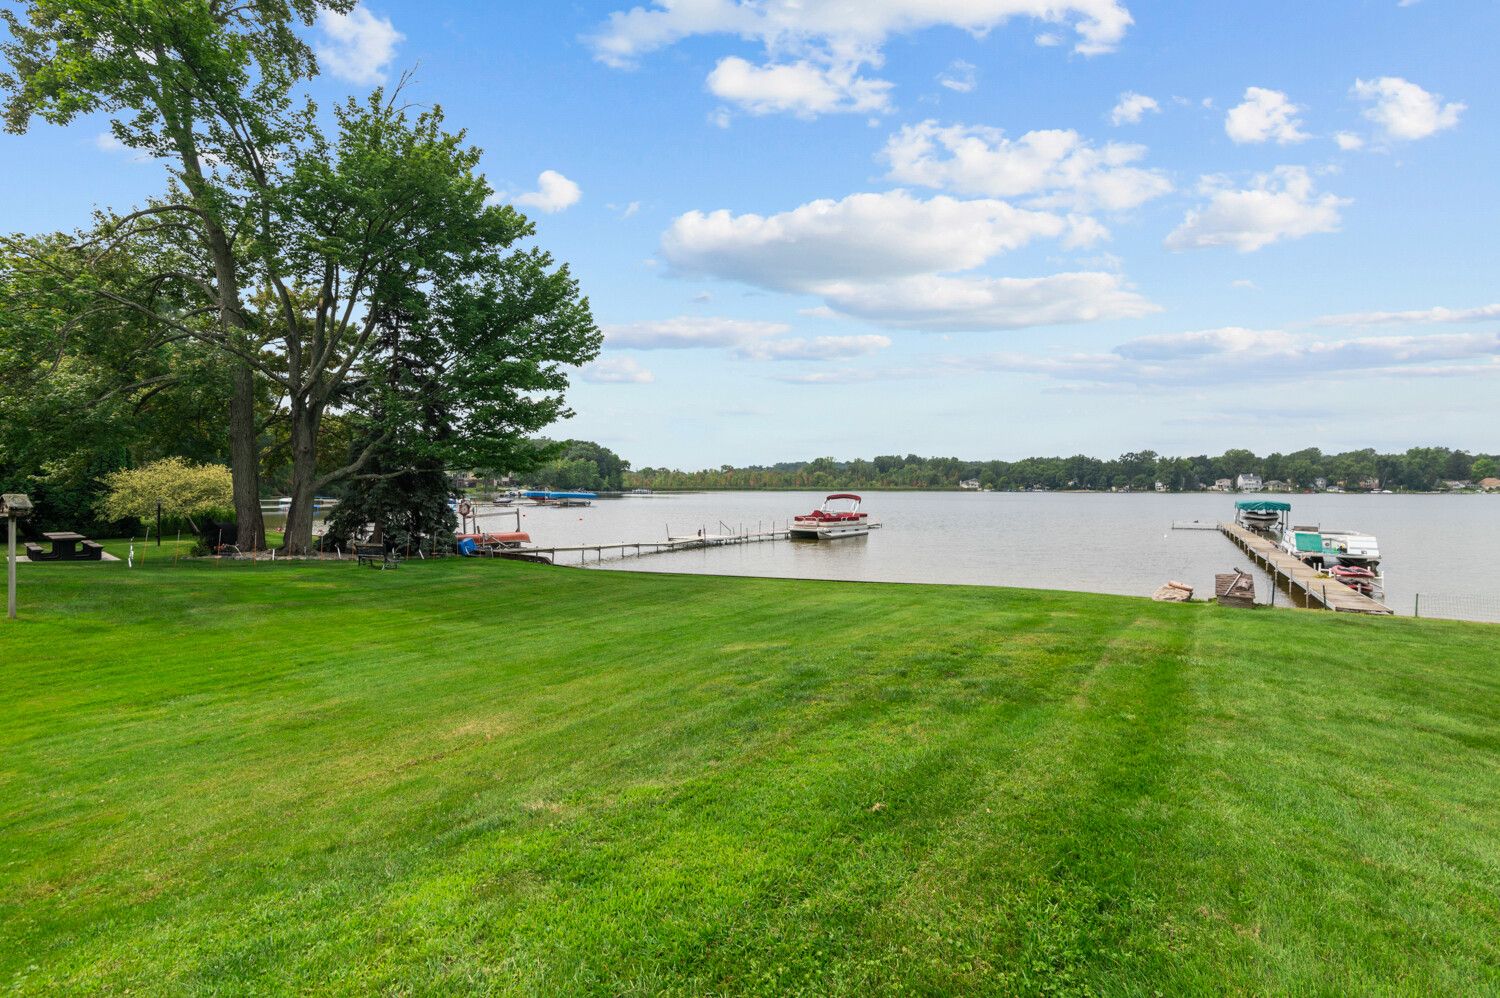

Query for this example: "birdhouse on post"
[2,494,34,620]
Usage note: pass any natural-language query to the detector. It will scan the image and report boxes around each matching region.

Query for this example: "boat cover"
[523,490,597,499]
[1293,532,1324,552]
[1235,500,1291,511]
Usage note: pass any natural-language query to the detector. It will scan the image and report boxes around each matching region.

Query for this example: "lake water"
[471,491,1500,623]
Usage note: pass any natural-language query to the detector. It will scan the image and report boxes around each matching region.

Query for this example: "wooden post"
[7,516,16,620]
[1414,593,1421,618]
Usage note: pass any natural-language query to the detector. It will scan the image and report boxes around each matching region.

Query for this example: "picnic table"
[26,532,104,562]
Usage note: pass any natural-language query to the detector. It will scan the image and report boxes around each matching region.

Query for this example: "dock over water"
[511,528,790,565]
[1218,521,1393,614]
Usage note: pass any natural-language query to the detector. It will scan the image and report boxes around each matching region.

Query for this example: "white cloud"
[582,357,655,383]
[706,56,892,116]
[662,188,1157,330]
[1316,303,1500,327]
[1165,166,1348,253]
[589,1,1132,118]
[938,60,978,93]
[814,272,1159,330]
[737,334,892,360]
[601,316,890,362]
[1110,91,1159,125]
[971,327,1500,386]
[604,316,791,349]
[1231,279,1258,290]
[882,120,1172,212]
[1352,76,1464,141]
[1334,131,1365,151]
[95,131,151,163]
[1224,87,1309,145]
[664,189,1069,288]
[316,8,403,85]
[514,170,582,214]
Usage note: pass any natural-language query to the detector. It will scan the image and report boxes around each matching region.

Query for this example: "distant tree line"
[520,439,631,492]
[623,448,1500,493]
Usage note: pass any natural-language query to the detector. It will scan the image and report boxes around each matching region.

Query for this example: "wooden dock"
[1218,521,1392,614]
[508,529,790,566]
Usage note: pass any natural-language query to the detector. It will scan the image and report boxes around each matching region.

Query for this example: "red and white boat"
[789,493,879,540]
[1329,564,1378,595]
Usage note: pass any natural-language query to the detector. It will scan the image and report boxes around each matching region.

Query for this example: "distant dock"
[1218,521,1392,614]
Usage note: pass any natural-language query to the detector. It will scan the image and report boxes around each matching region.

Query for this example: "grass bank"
[2,557,1496,994]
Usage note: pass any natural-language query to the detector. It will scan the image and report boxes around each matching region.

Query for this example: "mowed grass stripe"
[0,559,1497,994]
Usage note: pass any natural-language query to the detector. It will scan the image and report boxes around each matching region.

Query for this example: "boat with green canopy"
[1234,499,1289,532]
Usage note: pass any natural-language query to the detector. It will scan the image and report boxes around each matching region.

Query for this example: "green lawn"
[1,557,1496,994]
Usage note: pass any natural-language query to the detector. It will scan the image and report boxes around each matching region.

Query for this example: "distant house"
[1443,480,1474,491]
[1263,480,1292,493]
[1154,481,1167,493]
[1236,473,1263,492]
[1313,477,1328,491]
[1213,478,1233,492]
[959,479,981,490]
[1480,477,1500,492]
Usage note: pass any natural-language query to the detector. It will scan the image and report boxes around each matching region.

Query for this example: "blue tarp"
[523,490,597,500]
[1235,500,1291,512]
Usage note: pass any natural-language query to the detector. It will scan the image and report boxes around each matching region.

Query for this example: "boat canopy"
[825,493,862,502]
[523,490,597,500]
[1235,500,1290,512]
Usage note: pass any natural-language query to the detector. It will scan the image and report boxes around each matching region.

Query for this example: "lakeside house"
[1264,480,1292,493]
[1480,477,1500,491]
[1212,478,1233,491]
[1444,480,1474,491]
[1314,477,1328,490]
[1154,481,1167,493]
[959,479,981,490]
[1236,473,1264,492]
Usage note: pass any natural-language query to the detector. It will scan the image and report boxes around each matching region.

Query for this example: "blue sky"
[4,1,1497,467]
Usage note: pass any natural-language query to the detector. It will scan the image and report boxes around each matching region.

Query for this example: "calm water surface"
[474,491,1500,623]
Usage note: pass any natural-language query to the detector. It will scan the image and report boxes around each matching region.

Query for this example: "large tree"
[2,0,355,547]
[2,3,600,554]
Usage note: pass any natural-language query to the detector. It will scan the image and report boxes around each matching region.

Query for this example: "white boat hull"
[788,520,878,540]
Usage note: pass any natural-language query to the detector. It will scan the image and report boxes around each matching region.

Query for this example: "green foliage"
[99,457,232,525]
[1,561,1498,992]
[528,439,630,491]
[0,233,232,532]
[1,4,601,554]
[627,446,1500,492]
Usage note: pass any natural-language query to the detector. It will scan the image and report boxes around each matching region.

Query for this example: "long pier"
[1218,521,1392,614]
[509,529,790,566]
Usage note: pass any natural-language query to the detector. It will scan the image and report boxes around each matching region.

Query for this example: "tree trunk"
[229,361,266,550]
[280,399,321,556]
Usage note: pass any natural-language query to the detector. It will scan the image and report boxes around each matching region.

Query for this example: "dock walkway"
[510,529,789,565]
[1218,521,1392,614]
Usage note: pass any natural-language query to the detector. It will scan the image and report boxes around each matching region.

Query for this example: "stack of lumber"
[1151,580,1194,602]
[1215,570,1257,608]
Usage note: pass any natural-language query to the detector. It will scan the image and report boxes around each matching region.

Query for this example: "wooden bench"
[354,543,399,569]
[79,540,104,561]
[24,542,49,561]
